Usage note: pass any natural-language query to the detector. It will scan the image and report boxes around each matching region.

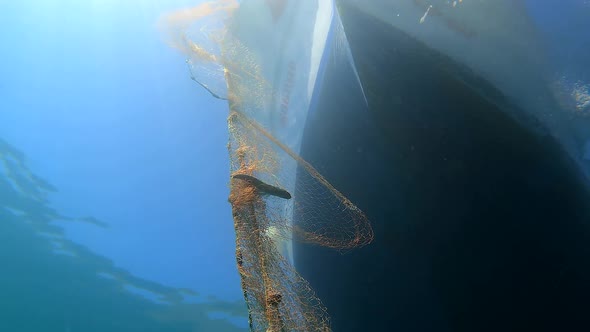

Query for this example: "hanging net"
[158,1,373,331]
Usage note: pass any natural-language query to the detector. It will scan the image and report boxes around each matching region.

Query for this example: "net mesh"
[158,2,373,331]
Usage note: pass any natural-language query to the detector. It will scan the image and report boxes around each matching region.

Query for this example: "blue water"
[1,0,589,331]
[0,0,248,330]
[526,0,590,81]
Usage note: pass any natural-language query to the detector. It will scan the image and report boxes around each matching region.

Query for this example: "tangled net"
[158,1,373,331]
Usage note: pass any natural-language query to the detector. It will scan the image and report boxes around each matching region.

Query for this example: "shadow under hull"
[294,4,590,332]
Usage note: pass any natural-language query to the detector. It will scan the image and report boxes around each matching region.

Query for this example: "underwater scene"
[1,0,590,331]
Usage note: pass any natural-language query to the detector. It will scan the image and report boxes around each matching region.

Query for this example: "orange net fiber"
[158,1,373,330]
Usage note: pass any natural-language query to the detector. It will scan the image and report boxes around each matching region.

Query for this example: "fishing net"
[158,1,373,331]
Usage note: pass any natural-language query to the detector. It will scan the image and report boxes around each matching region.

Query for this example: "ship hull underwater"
[294,3,590,332]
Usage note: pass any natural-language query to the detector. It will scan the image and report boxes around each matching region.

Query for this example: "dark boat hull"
[294,4,590,331]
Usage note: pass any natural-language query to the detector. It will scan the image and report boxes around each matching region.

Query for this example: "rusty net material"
[158,1,373,331]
